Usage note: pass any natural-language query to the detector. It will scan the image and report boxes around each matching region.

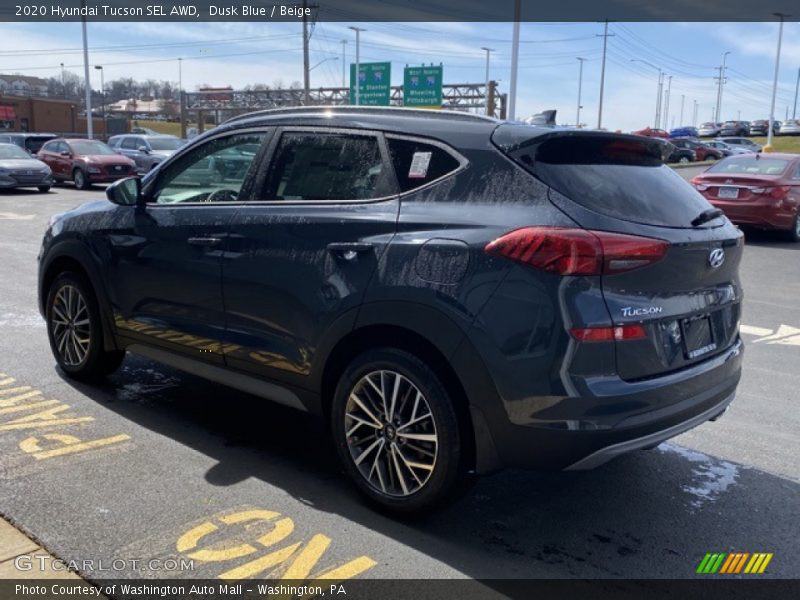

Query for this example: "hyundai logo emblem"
[708,248,725,268]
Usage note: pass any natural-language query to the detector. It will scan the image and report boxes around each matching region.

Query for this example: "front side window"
[121,137,140,150]
[262,132,387,201]
[153,132,266,204]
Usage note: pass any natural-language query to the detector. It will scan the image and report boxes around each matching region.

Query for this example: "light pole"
[177,57,182,96]
[481,47,494,116]
[340,40,347,88]
[792,67,799,119]
[631,59,662,128]
[80,0,93,139]
[508,0,521,120]
[715,51,731,122]
[60,63,66,99]
[348,26,365,105]
[576,57,587,128]
[310,57,338,72]
[596,19,612,129]
[94,65,105,138]
[767,13,789,148]
[679,94,685,126]
[663,75,672,130]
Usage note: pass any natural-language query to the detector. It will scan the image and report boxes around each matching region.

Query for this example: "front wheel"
[679,156,690,164]
[789,213,800,243]
[46,272,125,380]
[331,348,463,514]
[38,185,50,193]
[73,168,89,190]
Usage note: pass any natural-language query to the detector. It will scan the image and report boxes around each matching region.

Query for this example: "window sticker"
[408,151,432,179]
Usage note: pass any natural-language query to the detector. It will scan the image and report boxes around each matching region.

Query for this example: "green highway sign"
[349,62,391,106]
[403,65,443,108]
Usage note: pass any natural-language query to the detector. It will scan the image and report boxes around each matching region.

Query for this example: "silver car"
[698,122,722,137]
[107,134,182,174]
[778,119,800,135]
[0,142,53,192]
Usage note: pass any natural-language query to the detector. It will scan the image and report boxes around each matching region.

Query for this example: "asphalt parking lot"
[0,181,798,584]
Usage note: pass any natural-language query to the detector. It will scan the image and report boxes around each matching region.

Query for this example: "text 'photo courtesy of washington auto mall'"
[0,1,798,599]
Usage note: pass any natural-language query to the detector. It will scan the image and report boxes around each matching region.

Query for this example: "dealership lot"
[0,184,799,582]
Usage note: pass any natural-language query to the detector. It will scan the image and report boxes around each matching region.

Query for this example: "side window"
[153,132,266,204]
[793,164,800,180]
[121,137,139,150]
[386,137,461,193]
[261,132,388,201]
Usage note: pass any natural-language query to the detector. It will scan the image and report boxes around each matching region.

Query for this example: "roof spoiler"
[524,110,557,127]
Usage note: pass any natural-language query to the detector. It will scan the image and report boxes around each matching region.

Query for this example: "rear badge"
[708,248,725,269]
[621,306,663,317]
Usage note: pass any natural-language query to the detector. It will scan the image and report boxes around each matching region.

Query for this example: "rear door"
[497,129,743,381]
[221,127,399,387]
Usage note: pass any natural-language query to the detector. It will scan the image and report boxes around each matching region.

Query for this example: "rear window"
[386,137,461,193]
[502,133,713,228]
[707,156,790,176]
[24,136,53,153]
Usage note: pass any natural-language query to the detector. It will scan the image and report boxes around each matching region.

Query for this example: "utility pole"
[596,19,614,129]
[792,66,799,119]
[177,57,182,97]
[508,0,521,120]
[767,13,789,148]
[302,0,310,105]
[576,57,587,128]
[656,72,664,128]
[693,100,698,127]
[60,63,66,99]
[94,65,105,138]
[679,94,685,126]
[663,75,672,130]
[481,47,494,116]
[349,26,365,105]
[80,0,92,139]
[714,51,730,122]
[340,40,347,88]
[631,59,661,129]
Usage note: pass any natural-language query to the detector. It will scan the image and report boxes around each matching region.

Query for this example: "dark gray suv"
[38,107,743,513]
[107,134,183,174]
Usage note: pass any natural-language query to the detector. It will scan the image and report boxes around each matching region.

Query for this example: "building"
[0,74,50,98]
[0,94,122,136]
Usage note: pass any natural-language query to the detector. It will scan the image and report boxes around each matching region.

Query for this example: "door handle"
[327,242,374,260]
[187,236,222,247]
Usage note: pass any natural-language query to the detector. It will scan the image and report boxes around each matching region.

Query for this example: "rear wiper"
[691,208,724,227]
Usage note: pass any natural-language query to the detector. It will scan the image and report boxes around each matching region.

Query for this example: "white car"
[778,119,800,135]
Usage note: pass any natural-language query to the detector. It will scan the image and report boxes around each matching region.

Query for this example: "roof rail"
[222,105,498,126]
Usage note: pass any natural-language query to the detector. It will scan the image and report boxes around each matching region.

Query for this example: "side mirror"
[106,176,142,207]
[137,146,150,154]
[59,150,71,157]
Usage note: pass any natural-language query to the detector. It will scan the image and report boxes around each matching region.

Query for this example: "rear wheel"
[46,272,124,380]
[789,213,800,243]
[38,185,50,193]
[73,168,89,190]
[678,156,690,164]
[331,348,462,514]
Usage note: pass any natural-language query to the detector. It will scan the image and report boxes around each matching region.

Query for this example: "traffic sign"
[403,65,443,108]
[349,62,391,106]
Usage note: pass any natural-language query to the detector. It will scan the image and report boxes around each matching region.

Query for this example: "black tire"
[331,348,463,515]
[45,272,125,380]
[789,213,800,243]
[73,168,90,190]
[38,185,50,193]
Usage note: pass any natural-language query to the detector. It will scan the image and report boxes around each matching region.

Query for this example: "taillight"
[691,178,708,191]
[751,186,790,199]
[570,324,647,342]
[485,227,668,276]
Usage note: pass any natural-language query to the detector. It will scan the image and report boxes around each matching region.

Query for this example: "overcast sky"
[2,20,799,131]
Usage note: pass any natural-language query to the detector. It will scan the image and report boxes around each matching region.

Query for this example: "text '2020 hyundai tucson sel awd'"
[38,107,743,513]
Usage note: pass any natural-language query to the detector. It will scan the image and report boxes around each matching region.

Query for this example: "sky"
[1,20,799,131]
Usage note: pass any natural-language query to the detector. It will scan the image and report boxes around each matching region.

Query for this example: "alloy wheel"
[344,369,438,497]
[50,284,91,366]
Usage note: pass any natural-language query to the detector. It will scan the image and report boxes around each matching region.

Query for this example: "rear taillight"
[570,324,647,342]
[484,227,668,276]
[751,186,790,199]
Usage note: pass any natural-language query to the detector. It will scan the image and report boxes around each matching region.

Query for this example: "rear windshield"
[707,156,790,176]
[501,133,714,228]
[24,136,54,153]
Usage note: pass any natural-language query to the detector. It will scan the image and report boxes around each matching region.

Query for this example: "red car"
[38,138,136,190]
[691,153,800,242]
[632,127,670,138]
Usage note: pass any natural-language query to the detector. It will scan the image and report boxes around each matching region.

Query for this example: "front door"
[103,130,269,363]
[222,128,399,386]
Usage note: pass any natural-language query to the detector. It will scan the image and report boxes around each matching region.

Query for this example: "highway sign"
[349,62,391,106]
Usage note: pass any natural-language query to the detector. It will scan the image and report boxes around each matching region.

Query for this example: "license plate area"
[682,316,717,359]
[718,187,739,199]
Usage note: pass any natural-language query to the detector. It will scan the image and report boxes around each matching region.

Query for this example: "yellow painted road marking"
[19,433,131,459]
[0,386,34,397]
[0,399,60,415]
[0,390,44,408]
[218,543,302,580]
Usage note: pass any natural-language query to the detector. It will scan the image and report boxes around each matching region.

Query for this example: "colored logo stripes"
[697,552,773,574]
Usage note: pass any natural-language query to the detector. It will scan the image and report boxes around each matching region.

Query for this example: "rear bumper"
[709,200,795,230]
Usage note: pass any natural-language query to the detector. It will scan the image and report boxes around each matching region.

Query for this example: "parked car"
[778,119,800,136]
[37,138,136,190]
[698,122,723,137]
[749,120,780,136]
[38,107,744,513]
[0,142,53,192]
[0,132,58,155]
[666,144,696,163]
[719,121,750,137]
[108,134,182,174]
[632,127,670,138]
[702,140,750,156]
[670,138,723,161]
[718,137,761,153]
[669,126,698,138]
[691,153,800,241]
